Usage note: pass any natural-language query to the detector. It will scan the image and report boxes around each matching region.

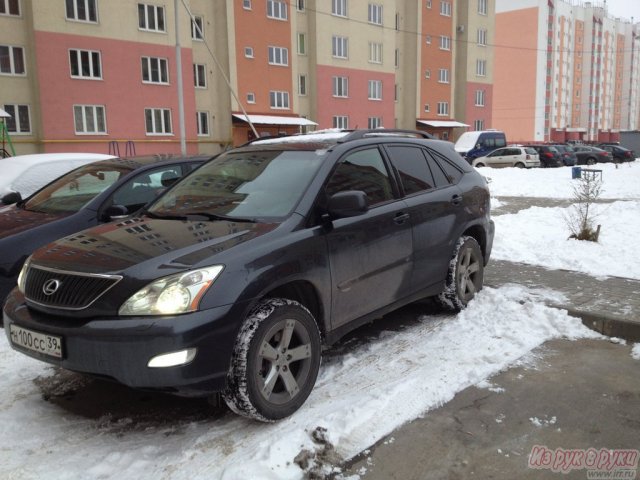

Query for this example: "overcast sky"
[605,0,640,22]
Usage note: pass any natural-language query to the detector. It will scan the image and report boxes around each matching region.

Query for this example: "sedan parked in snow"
[596,144,635,163]
[572,145,613,165]
[472,146,540,169]
[0,155,210,307]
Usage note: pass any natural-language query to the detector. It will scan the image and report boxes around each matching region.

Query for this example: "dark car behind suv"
[4,130,495,422]
[572,145,613,165]
[597,144,635,162]
[552,144,578,167]
[523,145,564,167]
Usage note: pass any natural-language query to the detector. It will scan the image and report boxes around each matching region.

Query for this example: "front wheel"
[223,298,321,422]
[436,236,484,311]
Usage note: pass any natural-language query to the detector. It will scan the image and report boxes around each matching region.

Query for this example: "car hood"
[0,205,68,239]
[29,216,280,275]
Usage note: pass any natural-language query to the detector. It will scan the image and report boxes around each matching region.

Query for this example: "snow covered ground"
[0,161,638,479]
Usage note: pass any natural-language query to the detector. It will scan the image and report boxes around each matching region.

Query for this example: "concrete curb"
[566,309,640,343]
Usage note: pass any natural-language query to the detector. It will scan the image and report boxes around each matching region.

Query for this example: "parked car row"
[470,142,636,169]
[2,130,495,422]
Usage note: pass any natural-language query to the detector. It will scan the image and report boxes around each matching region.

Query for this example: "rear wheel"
[223,298,321,422]
[436,236,484,311]
[474,162,485,168]
[515,162,525,168]
[586,157,596,165]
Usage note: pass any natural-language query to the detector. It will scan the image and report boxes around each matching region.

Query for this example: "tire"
[515,162,525,168]
[436,236,484,311]
[586,157,596,165]
[222,298,321,422]
[475,162,485,168]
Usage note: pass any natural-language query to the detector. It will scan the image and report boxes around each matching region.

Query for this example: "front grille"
[24,266,122,310]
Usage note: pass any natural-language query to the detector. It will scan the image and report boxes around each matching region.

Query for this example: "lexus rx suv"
[4,130,495,422]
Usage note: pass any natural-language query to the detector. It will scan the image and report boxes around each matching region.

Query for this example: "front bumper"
[3,289,244,397]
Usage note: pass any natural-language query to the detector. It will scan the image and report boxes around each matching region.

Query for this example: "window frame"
[73,104,107,135]
[476,59,487,77]
[368,3,382,25]
[438,68,449,84]
[268,46,289,66]
[478,0,487,15]
[298,74,307,96]
[332,76,349,98]
[368,79,383,100]
[368,116,382,129]
[332,115,349,129]
[0,45,25,76]
[477,28,487,46]
[69,48,102,80]
[269,90,290,109]
[0,0,20,16]
[437,101,449,116]
[439,35,451,51]
[332,35,348,59]
[244,47,254,58]
[247,92,256,103]
[191,15,204,40]
[138,3,166,33]
[144,107,173,135]
[332,0,347,17]
[196,111,209,136]
[193,63,207,88]
[141,56,169,84]
[475,89,485,107]
[2,104,30,134]
[267,0,288,20]
[440,1,451,16]
[297,33,307,55]
[65,0,98,23]
[369,42,383,64]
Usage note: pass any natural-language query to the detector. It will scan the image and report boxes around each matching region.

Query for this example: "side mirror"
[1,191,22,205]
[104,204,129,221]
[327,191,369,219]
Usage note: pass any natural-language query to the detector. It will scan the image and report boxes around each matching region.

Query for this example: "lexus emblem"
[42,279,62,296]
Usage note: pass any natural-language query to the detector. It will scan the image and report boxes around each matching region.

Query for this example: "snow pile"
[483,161,640,199]
[0,286,601,480]
[632,344,640,360]
[492,200,640,279]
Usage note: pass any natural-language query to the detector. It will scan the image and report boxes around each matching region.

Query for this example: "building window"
[474,119,484,130]
[296,0,305,11]
[65,0,97,22]
[332,35,348,59]
[69,49,101,79]
[2,104,30,134]
[477,28,487,46]
[244,47,254,58]
[73,104,106,134]
[247,92,256,103]
[369,42,382,64]
[395,12,399,30]
[476,59,486,76]
[332,0,347,17]
[196,111,209,136]
[368,117,382,129]
[0,0,20,16]
[425,35,431,44]
[267,0,287,20]
[424,103,430,112]
[333,115,348,129]
[269,90,290,109]
[395,48,399,68]
[193,63,206,88]
[191,15,204,40]
[298,74,307,95]
[425,69,430,78]
[268,46,289,66]
[243,0,251,9]
[138,3,166,32]
[475,89,485,106]
[145,108,172,135]
[297,33,306,55]
[440,1,451,16]
[437,102,449,116]
[332,76,348,97]
[438,68,449,83]
[0,45,25,75]
[478,0,487,15]
[439,35,451,50]
[141,56,168,84]
[368,3,382,25]
[426,0,432,8]
[368,79,382,100]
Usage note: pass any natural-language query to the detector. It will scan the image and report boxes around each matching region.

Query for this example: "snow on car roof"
[249,129,349,145]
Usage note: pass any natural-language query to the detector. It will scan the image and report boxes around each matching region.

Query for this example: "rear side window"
[428,151,463,185]
[326,148,394,207]
[386,146,435,195]
[525,148,537,155]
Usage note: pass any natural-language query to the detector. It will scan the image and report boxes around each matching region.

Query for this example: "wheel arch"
[261,280,325,338]
[461,224,487,264]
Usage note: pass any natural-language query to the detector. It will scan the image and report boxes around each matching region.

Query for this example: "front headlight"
[118,265,224,316]
[17,256,32,294]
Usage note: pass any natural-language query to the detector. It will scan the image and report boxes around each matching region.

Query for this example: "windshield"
[24,164,132,213]
[148,150,325,220]
[454,133,478,151]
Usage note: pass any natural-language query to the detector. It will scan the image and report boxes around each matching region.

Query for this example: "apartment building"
[493,0,640,143]
[1,0,491,156]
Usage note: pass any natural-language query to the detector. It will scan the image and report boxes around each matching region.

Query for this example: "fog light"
[147,348,197,368]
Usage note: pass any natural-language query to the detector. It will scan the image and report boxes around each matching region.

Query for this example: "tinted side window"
[112,165,183,213]
[386,146,435,195]
[428,151,463,185]
[495,136,507,148]
[326,148,393,207]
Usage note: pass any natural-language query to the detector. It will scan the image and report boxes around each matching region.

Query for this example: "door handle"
[393,212,410,224]
[451,194,463,205]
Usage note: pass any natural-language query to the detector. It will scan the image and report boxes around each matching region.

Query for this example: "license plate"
[9,324,62,359]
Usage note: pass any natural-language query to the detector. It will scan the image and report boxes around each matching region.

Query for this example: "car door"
[486,148,507,167]
[323,147,413,328]
[384,144,463,293]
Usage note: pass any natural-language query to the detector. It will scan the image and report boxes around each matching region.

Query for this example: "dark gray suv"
[4,130,495,421]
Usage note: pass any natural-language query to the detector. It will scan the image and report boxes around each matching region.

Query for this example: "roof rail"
[337,129,435,143]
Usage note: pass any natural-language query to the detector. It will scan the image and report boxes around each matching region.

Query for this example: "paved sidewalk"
[485,259,640,341]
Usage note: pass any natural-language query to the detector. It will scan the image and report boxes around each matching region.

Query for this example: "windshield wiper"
[183,212,257,223]
[144,211,188,220]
